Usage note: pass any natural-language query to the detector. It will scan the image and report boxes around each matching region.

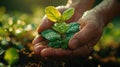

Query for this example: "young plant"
[45,6,74,34]
[41,6,80,49]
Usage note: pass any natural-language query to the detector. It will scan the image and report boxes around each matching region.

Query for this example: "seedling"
[41,6,80,49]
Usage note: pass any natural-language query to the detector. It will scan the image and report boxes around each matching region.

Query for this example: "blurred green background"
[0,0,120,67]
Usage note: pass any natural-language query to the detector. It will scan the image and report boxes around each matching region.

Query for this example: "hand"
[32,0,120,58]
[32,0,103,58]
[32,9,104,57]
[68,10,103,56]
[32,6,84,57]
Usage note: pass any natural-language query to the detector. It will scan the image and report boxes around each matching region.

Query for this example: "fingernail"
[69,38,79,49]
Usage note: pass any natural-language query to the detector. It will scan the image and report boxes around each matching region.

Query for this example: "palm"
[32,6,103,57]
[32,6,81,55]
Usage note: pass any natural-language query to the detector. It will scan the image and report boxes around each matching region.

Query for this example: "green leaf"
[4,48,19,65]
[61,8,74,21]
[45,6,61,22]
[41,29,61,41]
[66,22,80,33]
[48,40,62,48]
[52,22,69,34]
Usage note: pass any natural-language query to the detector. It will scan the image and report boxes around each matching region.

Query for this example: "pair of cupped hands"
[32,3,104,58]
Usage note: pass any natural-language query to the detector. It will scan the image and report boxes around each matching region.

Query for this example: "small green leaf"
[4,48,19,65]
[66,22,80,33]
[52,22,69,34]
[48,40,62,47]
[61,8,75,21]
[41,29,61,41]
[45,6,61,22]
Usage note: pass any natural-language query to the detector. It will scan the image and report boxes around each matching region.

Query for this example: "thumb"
[68,22,101,49]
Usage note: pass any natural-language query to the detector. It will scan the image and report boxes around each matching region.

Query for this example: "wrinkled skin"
[32,0,120,58]
[32,7,103,58]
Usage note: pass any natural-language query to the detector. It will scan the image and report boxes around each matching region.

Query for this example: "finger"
[41,48,72,57]
[87,35,102,50]
[37,16,54,33]
[69,23,102,49]
[69,35,101,57]
[71,44,92,57]
[71,36,101,57]
[32,35,45,45]
[34,42,48,54]
[40,44,92,57]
